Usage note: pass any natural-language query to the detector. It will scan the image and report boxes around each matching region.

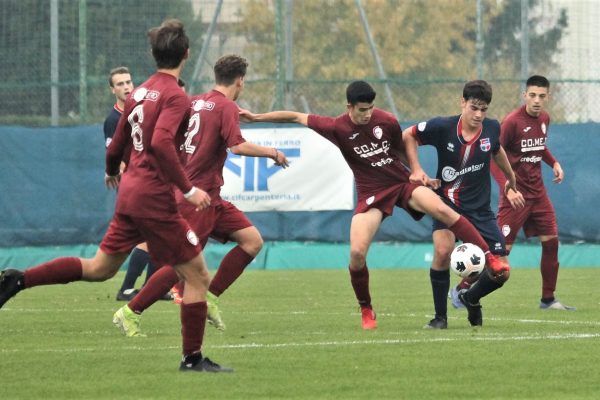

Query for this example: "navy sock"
[119,247,150,291]
[430,269,450,319]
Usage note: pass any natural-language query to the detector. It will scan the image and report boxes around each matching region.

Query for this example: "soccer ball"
[450,243,485,278]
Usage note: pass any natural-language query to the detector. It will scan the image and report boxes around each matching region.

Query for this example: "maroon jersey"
[106,72,193,218]
[307,109,410,199]
[179,90,246,199]
[498,105,553,199]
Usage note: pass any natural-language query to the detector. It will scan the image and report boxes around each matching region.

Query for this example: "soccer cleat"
[360,306,378,330]
[115,288,139,301]
[485,254,510,276]
[112,305,146,337]
[540,300,576,311]
[449,285,465,309]
[179,355,233,373]
[458,289,482,326]
[424,316,448,329]
[0,269,25,309]
[206,292,226,331]
[170,285,183,305]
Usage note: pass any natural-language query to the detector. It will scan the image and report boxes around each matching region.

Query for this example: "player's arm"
[542,148,563,183]
[105,112,130,189]
[401,126,438,188]
[151,95,209,210]
[493,146,525,209]
[239,109,309,126]
[230,141,289,168]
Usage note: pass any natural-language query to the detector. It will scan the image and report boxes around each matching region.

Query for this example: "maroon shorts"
[178,198,253,248]
[100,212,201,266]
[497,193,558,244]
[355,183,424,220]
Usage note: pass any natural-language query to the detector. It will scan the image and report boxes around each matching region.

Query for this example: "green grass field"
[0,267,598,399]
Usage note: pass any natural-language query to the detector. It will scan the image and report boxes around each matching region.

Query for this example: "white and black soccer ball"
[450,243,485,278]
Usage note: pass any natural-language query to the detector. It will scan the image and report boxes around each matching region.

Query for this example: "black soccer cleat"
[458,289,482,327]
[424,316,448,330]
[179,355,234,373]
[0,269,25,309]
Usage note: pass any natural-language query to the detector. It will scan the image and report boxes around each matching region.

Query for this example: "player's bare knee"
[349,248,367,269]
[82,260,117,281]
[241,235,263,257]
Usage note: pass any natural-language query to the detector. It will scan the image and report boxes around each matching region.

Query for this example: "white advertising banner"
[221,126,354,211]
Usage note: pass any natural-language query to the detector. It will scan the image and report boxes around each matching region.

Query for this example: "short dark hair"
[108,66,130,87]
[526,75,550,89]
[463,80,492,104]
[147,19,189,69]
[346,81,376,105]
[214,54,248,85]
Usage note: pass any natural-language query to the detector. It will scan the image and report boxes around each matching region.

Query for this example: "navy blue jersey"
[413,115,500,218]
[103,105,122,148]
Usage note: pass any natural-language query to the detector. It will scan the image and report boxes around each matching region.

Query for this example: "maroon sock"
[180,301,207,357]
[448,216,490,253]
[349,265,371,307]
[128,266,179,314]
[541,238,559,299]
[209,246,254,297]
[23,257,82,288]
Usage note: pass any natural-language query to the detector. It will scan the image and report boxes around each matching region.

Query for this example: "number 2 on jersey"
[182,112,201,154]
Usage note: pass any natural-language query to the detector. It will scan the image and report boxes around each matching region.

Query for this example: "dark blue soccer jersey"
[103,105,122,148]
[413,115,500,218]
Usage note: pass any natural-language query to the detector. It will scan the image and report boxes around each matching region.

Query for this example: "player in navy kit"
[491,75,574,311]
[0,19,231,373]
[241,80,510,330]
[403,80,519,328]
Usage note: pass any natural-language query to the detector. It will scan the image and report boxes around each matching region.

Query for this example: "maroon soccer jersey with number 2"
[179,90,246,200]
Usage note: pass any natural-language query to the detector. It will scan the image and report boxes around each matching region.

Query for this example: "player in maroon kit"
[0,19,232,373]
[491,75,575,311]
[240,80,510,330]
[112,54,289,336]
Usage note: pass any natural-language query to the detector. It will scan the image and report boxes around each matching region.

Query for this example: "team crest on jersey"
[502,225,511,237]
[192,99,215,111]
[541,122,547,135]
[479,138,491,152]
[417,121,427,131]
[186,230,199,246]
[372,126,383,140]
[366,195,375,205]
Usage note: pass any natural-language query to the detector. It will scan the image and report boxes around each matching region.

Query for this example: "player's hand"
[272,149,289,169]
[425,178,441,190]
[504,178,518,196]
[552,162,564,184]
[185,187,211,211]
[104,173,121,190]
[238,108,256,123]
[506,188,525,209]
[409,169,429,187]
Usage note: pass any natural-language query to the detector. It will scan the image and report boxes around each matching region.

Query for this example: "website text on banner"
[221,127,354,211]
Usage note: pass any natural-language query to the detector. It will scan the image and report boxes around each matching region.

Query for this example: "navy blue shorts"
[432,214,507,256]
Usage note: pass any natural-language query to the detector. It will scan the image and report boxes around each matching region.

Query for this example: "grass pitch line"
[2,332,599,354]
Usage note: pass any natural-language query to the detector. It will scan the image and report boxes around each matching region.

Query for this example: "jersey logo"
[366,195,375,205]
[186,230,199,246]
[372,126,383,140]
[132,87,160,102]
[541,122,547,135]
[442,166,458,182]
[192,99,215,111]
[446,142,455,152]
[417,121,427,131]
[479,138,491,152]
[502,225,511,237]
[523,126,532,133]
[349,132,360,140]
